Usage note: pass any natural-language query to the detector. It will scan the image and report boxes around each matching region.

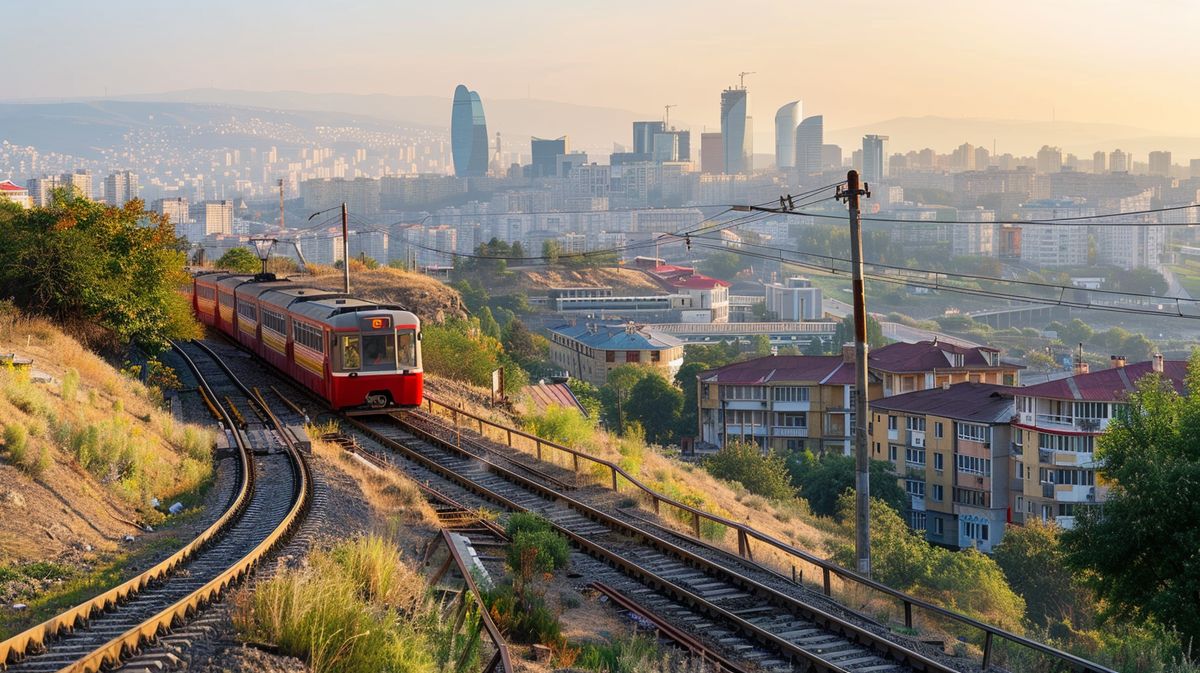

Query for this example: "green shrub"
[504,511,552,538]
[523,405,595,448]
[4,422,29,465]
[60,368,80,402]
[483,584,561,645]
[21,561,72,581]
[508,529,570,576]
[704,439,794,500]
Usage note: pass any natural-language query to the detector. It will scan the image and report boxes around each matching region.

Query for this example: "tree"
[832,314,886,349]
[215,246,260,273]
[600,365,653,431]
[541,239,561,265]
[804,337,829,355]
[785,450,906,517]
[704,439,794,500]
[1121,333,1155,362]
[565,378,602,419]
[501,318,548,374]
[699,250,747,281]
[993,519,1092,630]
[627,373,683,445]
[478,306,502,340]
[0,196,198,352]
[1062,353,1200,643]
[1059,318,1094,347]
[749,334,772,356]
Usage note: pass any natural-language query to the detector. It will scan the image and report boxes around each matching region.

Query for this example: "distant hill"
[827,116,1200,158]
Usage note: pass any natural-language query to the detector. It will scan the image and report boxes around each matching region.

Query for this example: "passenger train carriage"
[191,271,423,410]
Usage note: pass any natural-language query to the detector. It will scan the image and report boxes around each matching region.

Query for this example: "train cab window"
[342,335,361,370]
[362,334,397,371]
[397,331,418,369]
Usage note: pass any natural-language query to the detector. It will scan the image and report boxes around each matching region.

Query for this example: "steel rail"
[415,395,1117,673]
[0,342,254,669]
[347,415,954,673]
[436,530,514,673]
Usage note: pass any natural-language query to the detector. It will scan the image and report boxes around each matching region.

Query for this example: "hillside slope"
[306,267,467,323]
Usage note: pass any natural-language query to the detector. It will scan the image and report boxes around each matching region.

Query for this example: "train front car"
[326,302,423,409]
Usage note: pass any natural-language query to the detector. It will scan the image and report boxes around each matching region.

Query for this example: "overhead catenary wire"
[772,202,1200,227]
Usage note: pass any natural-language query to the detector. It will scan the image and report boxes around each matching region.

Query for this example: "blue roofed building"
[547,322,685,387]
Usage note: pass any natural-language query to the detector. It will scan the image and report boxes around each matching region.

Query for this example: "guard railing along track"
[0,340,310,673]
[360,395,1114,673]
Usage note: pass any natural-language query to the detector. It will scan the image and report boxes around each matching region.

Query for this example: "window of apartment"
[723,386,766,400]
[606,351,615,363]
[1074,402,1109,420]
[773,386,810,402]
[786,439,805,452]
[625,351,640,363]
[908,511,927,531]
[906,416,926,432]
[932,517,944,536]
[888,445,898,461]
[956,455,991,476]
[905,448,926,466]
[931,484,944,501]
[651,350,661,362]
[1039,433,1095,453]
[702,384,710,400]
[1017,396,1033,414]
[933,453,944,471]
[934,422,944,438]
[888,415,898,430]
[1055,469,1095,486]
[963,521,990,542]
[905,480,925,497]
[957,423,988,443]
[776,413,807,428]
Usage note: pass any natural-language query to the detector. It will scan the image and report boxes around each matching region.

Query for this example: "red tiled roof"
[0,180,26,192]
[872,383,1015,423]
[1017,360,1187,402]
[673,275,730,289]
[699,355,848,385]
[869,340,1010,373]
[524,382,587,415]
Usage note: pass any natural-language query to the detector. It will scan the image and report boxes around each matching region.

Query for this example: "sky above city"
[5,0,1198,139]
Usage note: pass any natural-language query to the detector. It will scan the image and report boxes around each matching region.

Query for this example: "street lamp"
[249,237,277,276]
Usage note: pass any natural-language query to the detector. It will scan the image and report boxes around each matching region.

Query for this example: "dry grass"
[0,308,217,564]
[309,428,437,528]
[304,267,467,323]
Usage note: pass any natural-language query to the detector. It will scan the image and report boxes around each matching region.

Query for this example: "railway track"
[0,341,309,673]
[344,411,959,673]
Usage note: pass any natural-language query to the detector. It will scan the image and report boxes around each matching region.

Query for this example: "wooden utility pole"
[341,202,350,293]
[840,170,872,577]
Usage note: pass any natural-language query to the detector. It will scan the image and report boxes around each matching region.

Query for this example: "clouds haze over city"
[5,0,1198,144]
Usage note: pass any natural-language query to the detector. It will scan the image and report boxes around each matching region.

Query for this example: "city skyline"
[4,0,1199,144]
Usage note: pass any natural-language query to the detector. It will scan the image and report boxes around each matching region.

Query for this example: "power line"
[771,202,1200,227]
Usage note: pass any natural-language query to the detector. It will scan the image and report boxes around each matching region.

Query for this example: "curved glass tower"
[451,85,489,177]
[775,101,801,169]
[794,115,824,176]
[721,87,750,174]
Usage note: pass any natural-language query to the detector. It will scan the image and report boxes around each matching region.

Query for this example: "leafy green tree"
[452,279,490,313]
[422,318,525,396]
[1121,333,1155,362]
[993,519,1092,629]
[0,196,198,352]
[601,365,653,431]
[785,450,906,517]
[216,246,261,273]
[501,318,549,375]
[478,306,502,340]
[541,239,561,265]
[1063,354,1200,643]
[704,439,794,500]
[566,378,602,419]
[699,250,747,281]
[1058,318,1094,347]
[749,333,772,356]
[832,314,886,349]
[627,373,683,445]
[804,337,829,355]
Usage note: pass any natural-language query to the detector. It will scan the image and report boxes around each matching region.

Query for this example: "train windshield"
[362,334,397,371]
[397,331,418,369]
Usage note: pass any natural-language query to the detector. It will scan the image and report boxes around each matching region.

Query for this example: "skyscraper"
[774,101,801,170]
[1110,149,1131,173]
[1148,150,1171,176]
[862,135,888,183]
[721,87,751,174]
[1093,150,1107,174]
[633,121,665,156]
[1036,146,1063,174]
[530,137,569,178]
[700,132,723,174]
[450,84,489,177]
[103,170,138,206]
[794,115,823,176]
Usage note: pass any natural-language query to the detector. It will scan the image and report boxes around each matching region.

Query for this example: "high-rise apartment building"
[1148,150,1171,176]
[700,132,723,174]
[203,200,234,236]
[63,170,92,199]
[153,197,191,231]
[25,175,62,206]
[530,137,568,178]
[774,101,801,170]
[103,170,138,206]
[821,144,842,170]
[1191,158,1200,179]
[450,84,489,177]
[794,116,823,176]
[1092,151,1107,173]
[720,87,751,174]
[1036,146,1063,174]
[862,135,888,183]
[1109,149,1130,173]
[301,177,381,215]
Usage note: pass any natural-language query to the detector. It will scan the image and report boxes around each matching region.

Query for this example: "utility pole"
[278,179,285,232]
[341,202,350,293]
[838,170,872,577]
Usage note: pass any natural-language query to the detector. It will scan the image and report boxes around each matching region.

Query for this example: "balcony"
[724,424,768,437]
[1055,484,1097,503]
[909,495,926,511]
[1041,482,1055,499]
[772,401,810,412]
[911,431,925,448]
[772,426,808,437]
[1038,448,1053,464]
[1034,414,1108,433]
[1052,450,1098,468]
[1056,515,1077,530]
[1011,441,1023,456]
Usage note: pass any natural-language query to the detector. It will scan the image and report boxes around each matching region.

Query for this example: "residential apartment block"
[1011,355,1186,530]
[697,350,882,454]
[870,340,1022,396]
[870,383,1015,552]
[547,322,684,387]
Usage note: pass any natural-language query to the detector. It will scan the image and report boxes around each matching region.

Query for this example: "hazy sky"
[5,0,1198,136]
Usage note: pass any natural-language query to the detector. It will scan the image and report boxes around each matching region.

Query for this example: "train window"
[237,301,257,320]
[293,321,324,353]
[342,335,361,370]
[362,334,396,371]
[397,331,417,369]
[261,310,286,335]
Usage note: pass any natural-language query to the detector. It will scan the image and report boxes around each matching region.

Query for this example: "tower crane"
[738,71,755,88]
[664,104,677,129]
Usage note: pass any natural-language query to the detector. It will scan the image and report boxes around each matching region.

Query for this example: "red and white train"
[189,272,423,409]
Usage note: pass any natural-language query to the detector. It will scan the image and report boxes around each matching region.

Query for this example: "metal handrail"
[437,530,513,673]
[418,394,1116,673]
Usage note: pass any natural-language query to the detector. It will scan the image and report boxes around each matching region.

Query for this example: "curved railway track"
[0,341,309,673]
[346,411,957,673]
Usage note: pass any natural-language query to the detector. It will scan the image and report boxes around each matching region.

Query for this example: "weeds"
[60,368,80,402]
